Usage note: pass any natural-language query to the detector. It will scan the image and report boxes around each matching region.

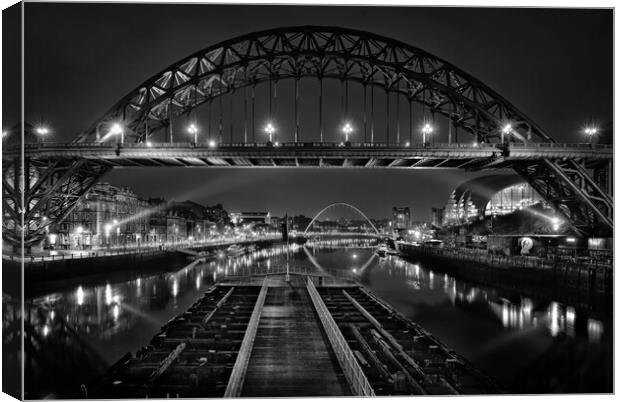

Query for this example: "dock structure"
[90,274,500,398]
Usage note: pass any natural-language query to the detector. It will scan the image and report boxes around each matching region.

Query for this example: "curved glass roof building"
[443,175,545,226]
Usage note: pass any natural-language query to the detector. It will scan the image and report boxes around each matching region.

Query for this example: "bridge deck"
[9,143,612,170]
[241,277,350,396]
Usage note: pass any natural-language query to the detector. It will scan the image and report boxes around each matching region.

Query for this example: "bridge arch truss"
[78,26,553,145]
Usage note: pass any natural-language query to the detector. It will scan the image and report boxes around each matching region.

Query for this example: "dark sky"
[8,4,614,220]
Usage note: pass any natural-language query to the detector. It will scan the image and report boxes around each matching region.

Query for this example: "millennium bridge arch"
[303,202,381,236]
[2,26,613,250]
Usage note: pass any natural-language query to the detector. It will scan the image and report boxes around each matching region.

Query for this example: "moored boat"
[226,244,245,257]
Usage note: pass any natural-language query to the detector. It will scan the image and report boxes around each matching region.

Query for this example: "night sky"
[7,4,613,220]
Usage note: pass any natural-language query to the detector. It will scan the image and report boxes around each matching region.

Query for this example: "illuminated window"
[485,183,542,216]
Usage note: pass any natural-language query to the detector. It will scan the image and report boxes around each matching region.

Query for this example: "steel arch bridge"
[76,25,552,144]
[302,202,381,236]
[2,26,613,251]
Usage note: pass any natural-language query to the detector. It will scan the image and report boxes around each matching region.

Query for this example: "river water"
[16,240,612,398]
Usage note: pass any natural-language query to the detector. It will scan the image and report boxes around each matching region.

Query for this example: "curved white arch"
[303,245,376,278]
[303,202,380,236]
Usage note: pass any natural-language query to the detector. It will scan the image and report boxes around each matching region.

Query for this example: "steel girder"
[512,158,613,236]
[2,155,110,250]
[76,26,554,145]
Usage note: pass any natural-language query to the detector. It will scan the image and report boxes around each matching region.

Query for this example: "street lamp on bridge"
[342,122,353,144]
[265,122,275,143]
[35,126,50,136]
[501,123,513,143]
[109,123,124,144]
[422,123,434,145]
[584,126,598,143]
[187,123,199,144]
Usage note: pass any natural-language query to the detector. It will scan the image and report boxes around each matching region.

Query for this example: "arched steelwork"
[77,26,553,144]
[303,202,380,236]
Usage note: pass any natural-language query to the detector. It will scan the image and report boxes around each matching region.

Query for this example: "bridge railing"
[24,141,489,149]
[508,142,612,149]
[306,277,375,396]
[17,141,613,151]
[224,278,269,397]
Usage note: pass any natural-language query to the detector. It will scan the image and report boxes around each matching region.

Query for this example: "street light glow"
[584,127,598,136]
[422,123,434,144]
[502,123,513,134]
[551,216,561,231]
[422,123,434,134]
[264,122,275,142]
[187,123,199,143]
[35,126,50,135]
[208,139,217,148]
[342,122,353,142]
[109,123,123,135]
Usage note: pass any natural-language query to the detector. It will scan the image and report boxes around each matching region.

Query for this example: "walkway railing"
[306,277,375,396]
[20,141,612,151]
[224,278,269,398]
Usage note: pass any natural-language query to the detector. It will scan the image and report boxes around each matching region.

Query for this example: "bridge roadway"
[13,141,612,169]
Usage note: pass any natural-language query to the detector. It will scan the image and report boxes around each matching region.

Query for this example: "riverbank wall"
[398,243,612,310]
[6,238,286,286]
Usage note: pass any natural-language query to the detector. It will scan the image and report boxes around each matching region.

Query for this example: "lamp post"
[110,123,124,144]
[501,123,512,143]
[584,126,598,145]
[35,125,50,143]
[422,123,434,145]
[342,122,353,145]
[264,123,275,143]
[187,123,199,144]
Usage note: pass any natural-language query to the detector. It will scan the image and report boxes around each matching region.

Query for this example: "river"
[13,239,612,398]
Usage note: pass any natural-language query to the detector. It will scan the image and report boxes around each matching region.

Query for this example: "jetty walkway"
[90,274,500,397]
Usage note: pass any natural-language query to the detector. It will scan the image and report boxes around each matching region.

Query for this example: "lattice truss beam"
[2,156,110,249]
[77,26,554,144]
[512,158,613,235]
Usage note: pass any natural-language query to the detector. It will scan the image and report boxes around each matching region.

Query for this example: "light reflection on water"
[16,238,611,397]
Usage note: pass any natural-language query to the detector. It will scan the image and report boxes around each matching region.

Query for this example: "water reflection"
[20,238,610,397]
